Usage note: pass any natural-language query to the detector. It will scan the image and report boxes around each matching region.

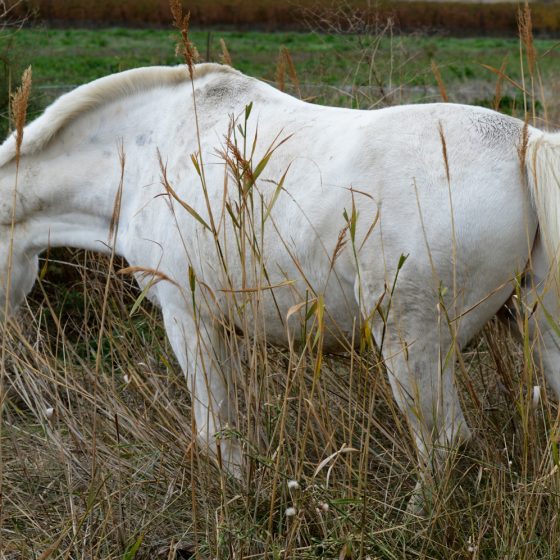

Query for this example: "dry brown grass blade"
[518,117,530,184]
[157,149,212,232]
[281,46,302,99]
[218,280,295,293]
[275,47,303,98]
[493,56,508,111]
[220,37,232,66]
[431,60,448,103]
[438,121,450,184]
[480,63,529,95]
[118,265,180,288]
[108,141,125,244]
[276,48,286,92]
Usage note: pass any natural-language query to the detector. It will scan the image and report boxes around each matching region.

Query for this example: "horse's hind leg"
[162,304,242,476]
[382,327,472,512]
[359,276,472,511]
[383,329,471,457]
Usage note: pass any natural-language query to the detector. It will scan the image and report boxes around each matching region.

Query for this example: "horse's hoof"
[217,439,245,480]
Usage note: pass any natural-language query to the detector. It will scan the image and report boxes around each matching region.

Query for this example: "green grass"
[4,27,560,125]
[9,27,560,85]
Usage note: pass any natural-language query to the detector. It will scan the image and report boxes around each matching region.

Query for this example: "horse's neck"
[2,145,123,258]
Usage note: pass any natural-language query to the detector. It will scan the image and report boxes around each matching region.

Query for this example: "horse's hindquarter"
[351,104,537,342]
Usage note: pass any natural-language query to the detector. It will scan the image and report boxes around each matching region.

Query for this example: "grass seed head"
[11,65,32,160]
[170,0,198,78]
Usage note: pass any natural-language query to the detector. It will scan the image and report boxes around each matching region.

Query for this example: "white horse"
[1,63,559,506]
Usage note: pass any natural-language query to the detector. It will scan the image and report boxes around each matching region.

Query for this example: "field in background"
[3,19,560,560]
[9,0,560,35]
[3,27,560,135]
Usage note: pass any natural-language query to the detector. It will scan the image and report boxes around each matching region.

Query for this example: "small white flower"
[123,374,130,384]
[285,506,297,517]
[45,407,54,419]
[508,460,513,467]
[287,479,300,490]
[319,501,329,512]
[468,545,476,552]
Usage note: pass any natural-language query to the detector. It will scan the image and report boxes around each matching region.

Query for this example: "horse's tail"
[527,131,560,269]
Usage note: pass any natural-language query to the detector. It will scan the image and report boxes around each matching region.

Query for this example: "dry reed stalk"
[4,66,32,325]
[493,57,508,111]
[276,48,286,92]
[219,37,232,66]
[519,1,548,125]
[1,63,31,547]
[518,2,536,78]
[276,47,302,98]
[431,59,448,103]
[281,46,302,99]
[168,0,220,246]
[518,1,539,122]
[89,143,126,491]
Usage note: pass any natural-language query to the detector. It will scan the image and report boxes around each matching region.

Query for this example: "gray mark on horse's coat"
[469,113,522,147]
[135,132,153,147]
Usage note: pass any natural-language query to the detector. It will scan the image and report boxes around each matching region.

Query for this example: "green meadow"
[4,27,560,123]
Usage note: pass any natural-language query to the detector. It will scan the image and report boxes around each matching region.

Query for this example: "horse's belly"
[227,271,359,350]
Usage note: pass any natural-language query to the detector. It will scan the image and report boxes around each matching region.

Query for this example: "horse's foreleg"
[162,305,243,476]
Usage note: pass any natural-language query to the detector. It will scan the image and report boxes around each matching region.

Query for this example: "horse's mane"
[0,63,238,167]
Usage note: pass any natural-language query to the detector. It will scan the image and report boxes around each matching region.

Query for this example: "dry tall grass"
[3,4,560,560]
[4,255,560,559]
